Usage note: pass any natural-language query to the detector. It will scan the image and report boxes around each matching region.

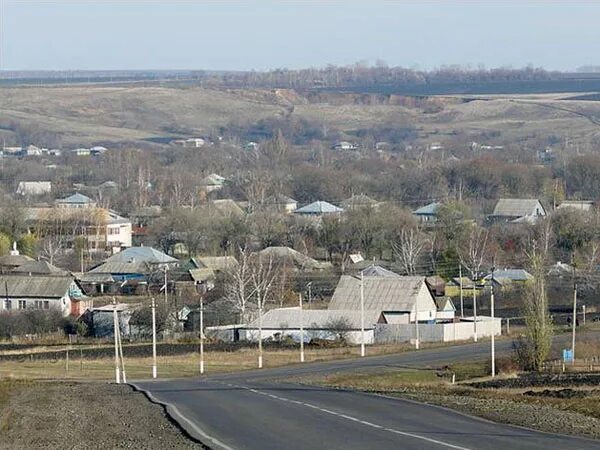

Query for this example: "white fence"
[374,319,501,344]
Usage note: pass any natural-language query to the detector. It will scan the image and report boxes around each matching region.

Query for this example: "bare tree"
[392,227,427,275]
[224,245,255,323]
[458,226,489,280]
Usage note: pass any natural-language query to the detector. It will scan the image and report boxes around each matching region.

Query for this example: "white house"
[0,274,86,316]
[490,198,546,224]
[16,181,52,196]
[243,308,380,344]
[329,275,438,323]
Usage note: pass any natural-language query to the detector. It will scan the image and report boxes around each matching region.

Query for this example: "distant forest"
[4,65,600,95]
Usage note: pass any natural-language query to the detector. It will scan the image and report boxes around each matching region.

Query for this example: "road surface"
[133,340,600,450]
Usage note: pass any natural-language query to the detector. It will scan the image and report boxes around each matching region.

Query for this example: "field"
[2,85,600,148]
[0,342,423,381]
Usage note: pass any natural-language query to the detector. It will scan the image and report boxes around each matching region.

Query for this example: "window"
[4,299,11,310]
[43,301,50,310]
[108,227,120,235]
[18,300,26,310]
[34,300,43,309]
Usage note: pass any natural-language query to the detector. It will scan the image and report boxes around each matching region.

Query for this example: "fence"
[374,319,501,344]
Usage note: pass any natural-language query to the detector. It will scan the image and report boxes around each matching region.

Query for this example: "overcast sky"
[1,1,599,71]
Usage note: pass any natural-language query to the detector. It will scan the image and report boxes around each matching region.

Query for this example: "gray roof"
[75,272,115,283]
[192,256,238,271]
[57,193,94,204]
[360,265,400,278]
[557,201,594,212]
[12,260,69,276]
[329,275,432,312]
[341,194,379,209]
[0,275,75,298]
[90,261,151,275]
[484,269,533,282]
[295,201,343,215]
[103,247,177,265]
[257,247,332,271]
[201,173,226,186]
[247,308,381,329]
[0,254,34,267]
[413,202,440,216]
[492,199,545,218]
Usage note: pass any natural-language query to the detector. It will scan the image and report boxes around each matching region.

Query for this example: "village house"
[200,173,227,193]
[0,274,87,316]
[55,192,97,208]
[413,202,440,223]
[341,194,381,211]
[16,181,52,197]
[556,200,594,212]
[332,141,358,151]
[489,198,546,224]
[264,194,298,214]
[294,200,344,216]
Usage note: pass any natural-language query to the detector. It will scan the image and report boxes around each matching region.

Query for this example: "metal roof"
[329,275,434,312]
[90,261,151,275]
[360,265,400,278]
[247,308,380,329]
[57,193,94,204]
[295,201,343,215]
[0,275,75,298]
[103,246,177,265]
[492,199,545,218]
[413,202,440,215]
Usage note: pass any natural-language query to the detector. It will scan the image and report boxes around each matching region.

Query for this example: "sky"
[1,1,599,72]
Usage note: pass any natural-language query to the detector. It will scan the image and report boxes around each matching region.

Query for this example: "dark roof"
[0,275,75,298]
[257,247,332,271]
[341,194,379,210]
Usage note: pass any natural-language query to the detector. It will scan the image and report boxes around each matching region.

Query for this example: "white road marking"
[224,381,473,450]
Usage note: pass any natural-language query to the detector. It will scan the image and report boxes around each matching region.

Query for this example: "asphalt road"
[133,339,600,450]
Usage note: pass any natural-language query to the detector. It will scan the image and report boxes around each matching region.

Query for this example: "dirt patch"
[0,381,203,449]
[469,372,600,389]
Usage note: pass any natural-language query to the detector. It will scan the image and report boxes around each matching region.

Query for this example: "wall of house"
[1,296,70,316]
[374,318,501,344]
[242,328,374,345]
[106,223,133,248]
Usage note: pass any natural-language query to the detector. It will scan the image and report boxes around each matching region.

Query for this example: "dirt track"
[0,381,203,449]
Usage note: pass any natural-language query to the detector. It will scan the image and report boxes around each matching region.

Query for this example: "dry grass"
[0,343,423,381]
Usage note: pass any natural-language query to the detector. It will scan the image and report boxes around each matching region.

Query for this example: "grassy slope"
[2,86,600,147]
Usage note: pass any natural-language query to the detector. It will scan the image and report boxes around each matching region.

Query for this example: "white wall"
[375,318,501,344]
[242,328,374,345]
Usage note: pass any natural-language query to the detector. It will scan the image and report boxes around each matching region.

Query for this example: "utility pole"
[473,273,478,343]
[200,293,204,374]
[117,316,127,383]
[490,265,496,378]
[163,266,168,305]
[415,272,420,350]
[572,259,577,365]
[113,298,120,384]
[299,293,305,363]
[258,301,263,369]
[459,264,464,318]
[151,298,157,379]
[360,271,365,356]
